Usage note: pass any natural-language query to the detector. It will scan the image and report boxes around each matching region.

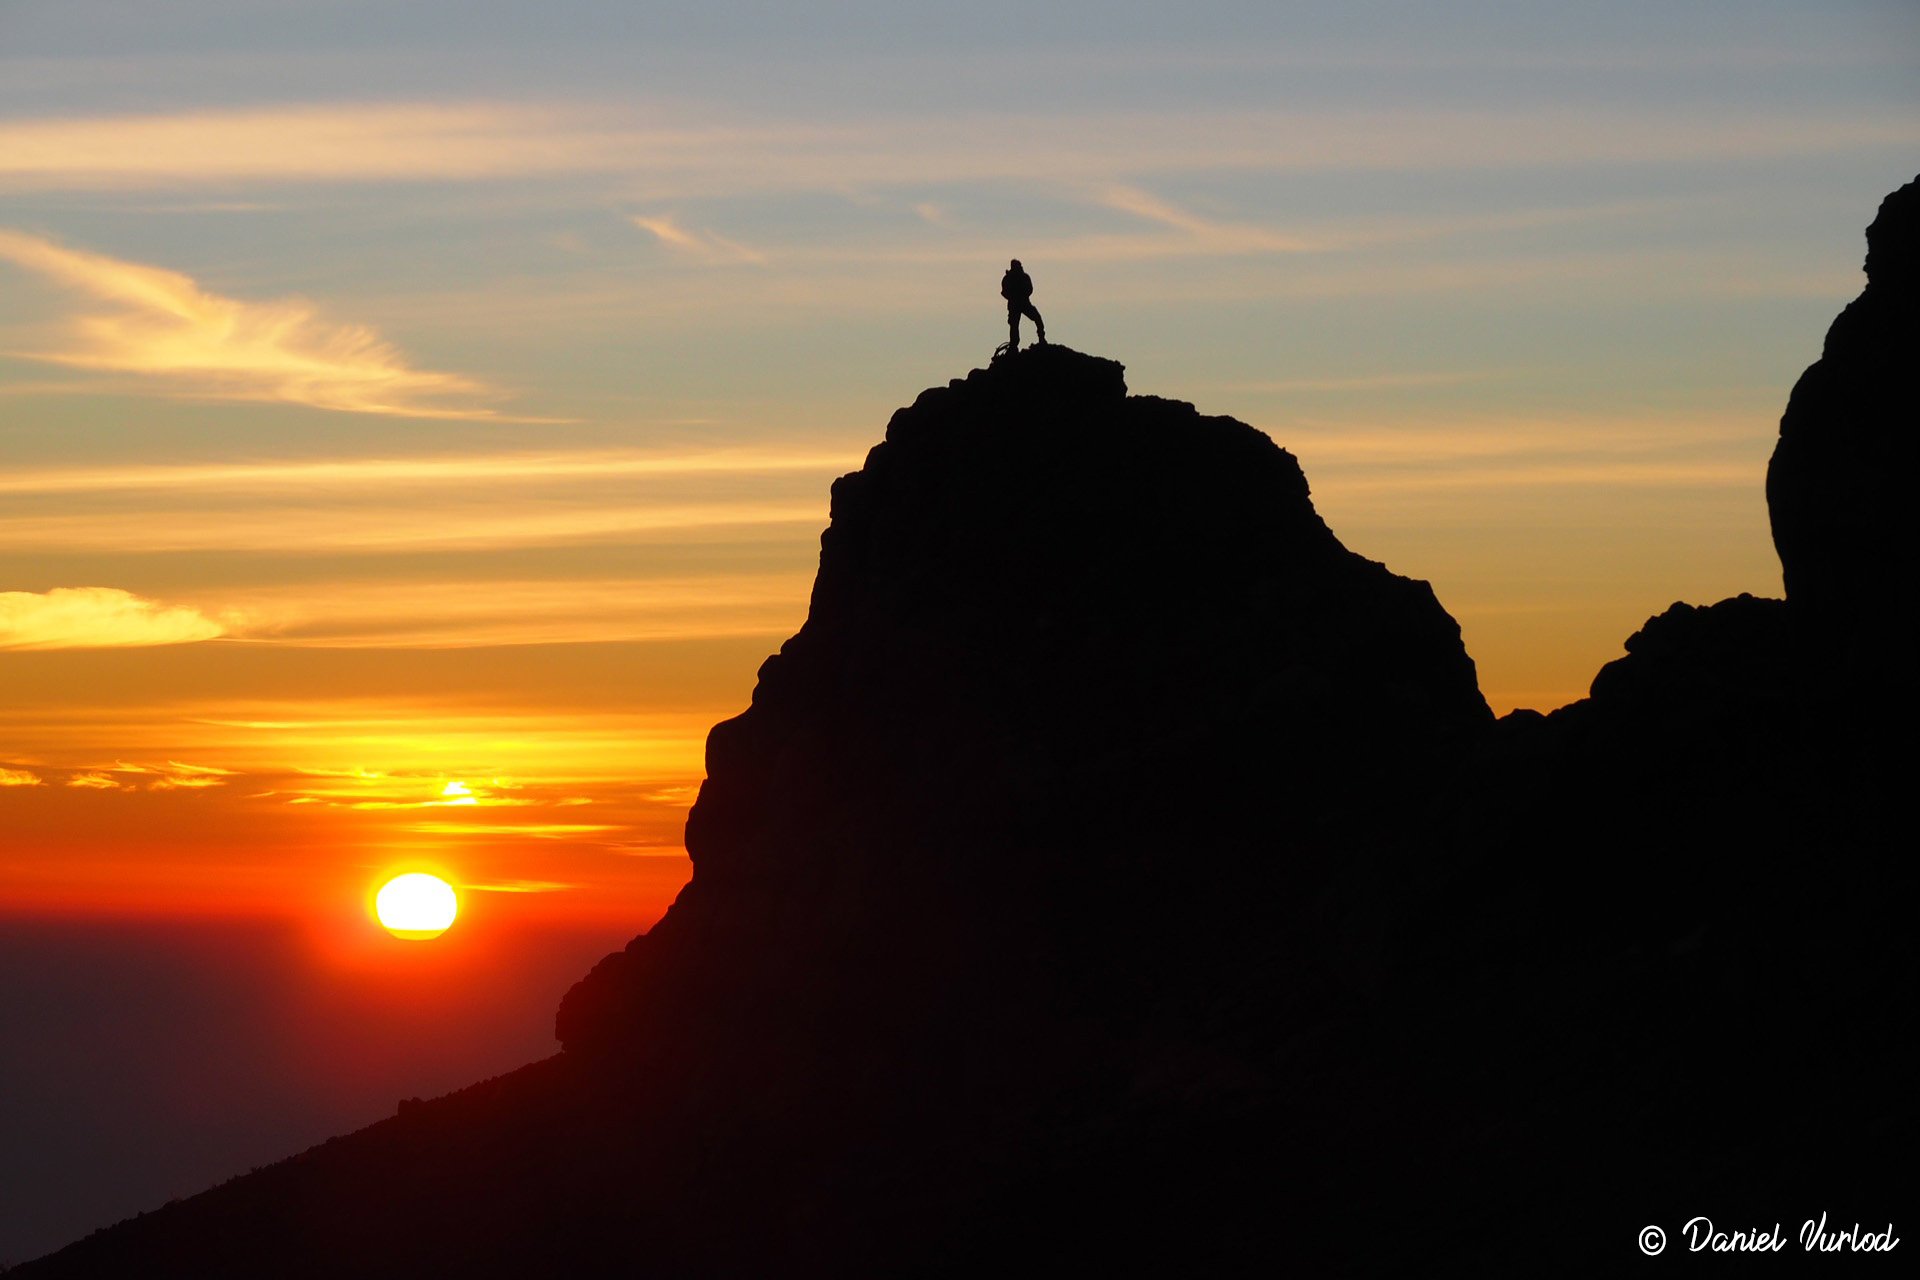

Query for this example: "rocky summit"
[22,180,1917,1278]
[558,342,1491,1074]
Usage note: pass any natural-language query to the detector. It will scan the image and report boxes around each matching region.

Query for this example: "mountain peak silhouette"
[556,340,1488,1070]
[21,186,1917,1277]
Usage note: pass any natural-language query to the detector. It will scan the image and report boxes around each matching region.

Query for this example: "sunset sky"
[3,0,1919,918]
[1,2,1917,1254]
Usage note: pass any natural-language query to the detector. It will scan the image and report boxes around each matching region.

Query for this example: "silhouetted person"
[1001,258,1045,351]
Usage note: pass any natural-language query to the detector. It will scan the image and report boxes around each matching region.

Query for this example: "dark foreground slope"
[26,182,1916,1276]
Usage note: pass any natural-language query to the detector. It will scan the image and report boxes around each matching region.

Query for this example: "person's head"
[1010,258,1022,270]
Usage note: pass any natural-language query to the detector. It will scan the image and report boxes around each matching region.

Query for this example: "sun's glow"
[374,872,458,939]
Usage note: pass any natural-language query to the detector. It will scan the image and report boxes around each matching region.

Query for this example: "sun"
[375,873,458,940]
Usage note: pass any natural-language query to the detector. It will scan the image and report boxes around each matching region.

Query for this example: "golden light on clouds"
[0,448,858,497]
[631,214,767,264]
[2,702,714,787]
[414,823,624,839]
[0,761,236,792]
[213,574,814,649]
[0,587,226,650]
[0,499,827,554]
[113,761,236,789]
[0,228,506,418]
[0,695,711,919]
[0,446,851,556]
[0,102,604,187]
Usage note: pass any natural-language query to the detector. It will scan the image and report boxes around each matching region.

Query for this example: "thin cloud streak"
[1098,185,1323,253]
[0,499,826,553]
[1279,414,1763,463]
[1217,371,1513,393]
[0,228,518,419]
[420,824,621,837]
[1318,459,1759,494]
[37,761,236,791]
[863,193,1680,265]
[1285,415,1768,493]
[1,701,716,781]
[631,214,767,264]
[0,101,1913,195]
[0,448,862,497]
[212,573,814,649]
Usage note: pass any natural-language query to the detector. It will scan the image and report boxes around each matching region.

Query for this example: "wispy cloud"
[1279,412,1763,465]
[631,214,766,264]
[1274,412,1772,502]
[1097,185,1322,255]
[1324,458,1759,494]
[0,587,226,649]
[0,498,825,554]
[0,435,852,563]
[110,761,237,790]
[1217,370,1513,393]
[0,228,518,418]
[5,760,239,791]
[417,823,623,837]
[0,447,859,497]
[214,574,813,649]
[0,101,1912,195]
[0,103,607,188]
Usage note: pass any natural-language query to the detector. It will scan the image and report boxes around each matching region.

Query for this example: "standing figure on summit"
[1001,258,1046,351]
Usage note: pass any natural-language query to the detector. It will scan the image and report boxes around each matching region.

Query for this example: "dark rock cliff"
[556,345,1489,1076]
[21,180,1916,1277]
[1768,175,1920,677]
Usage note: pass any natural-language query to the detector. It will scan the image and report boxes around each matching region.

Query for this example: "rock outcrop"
[557,345,1490,1074]
[1768,175,1920,676]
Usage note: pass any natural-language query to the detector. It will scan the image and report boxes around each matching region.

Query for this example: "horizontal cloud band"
[0,587,225,650]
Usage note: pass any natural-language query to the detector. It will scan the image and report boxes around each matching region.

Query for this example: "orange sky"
[3,1,1916,930]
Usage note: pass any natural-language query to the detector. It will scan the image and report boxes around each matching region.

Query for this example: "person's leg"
[1007,303,1021,350]
[1023,301,1046,344]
